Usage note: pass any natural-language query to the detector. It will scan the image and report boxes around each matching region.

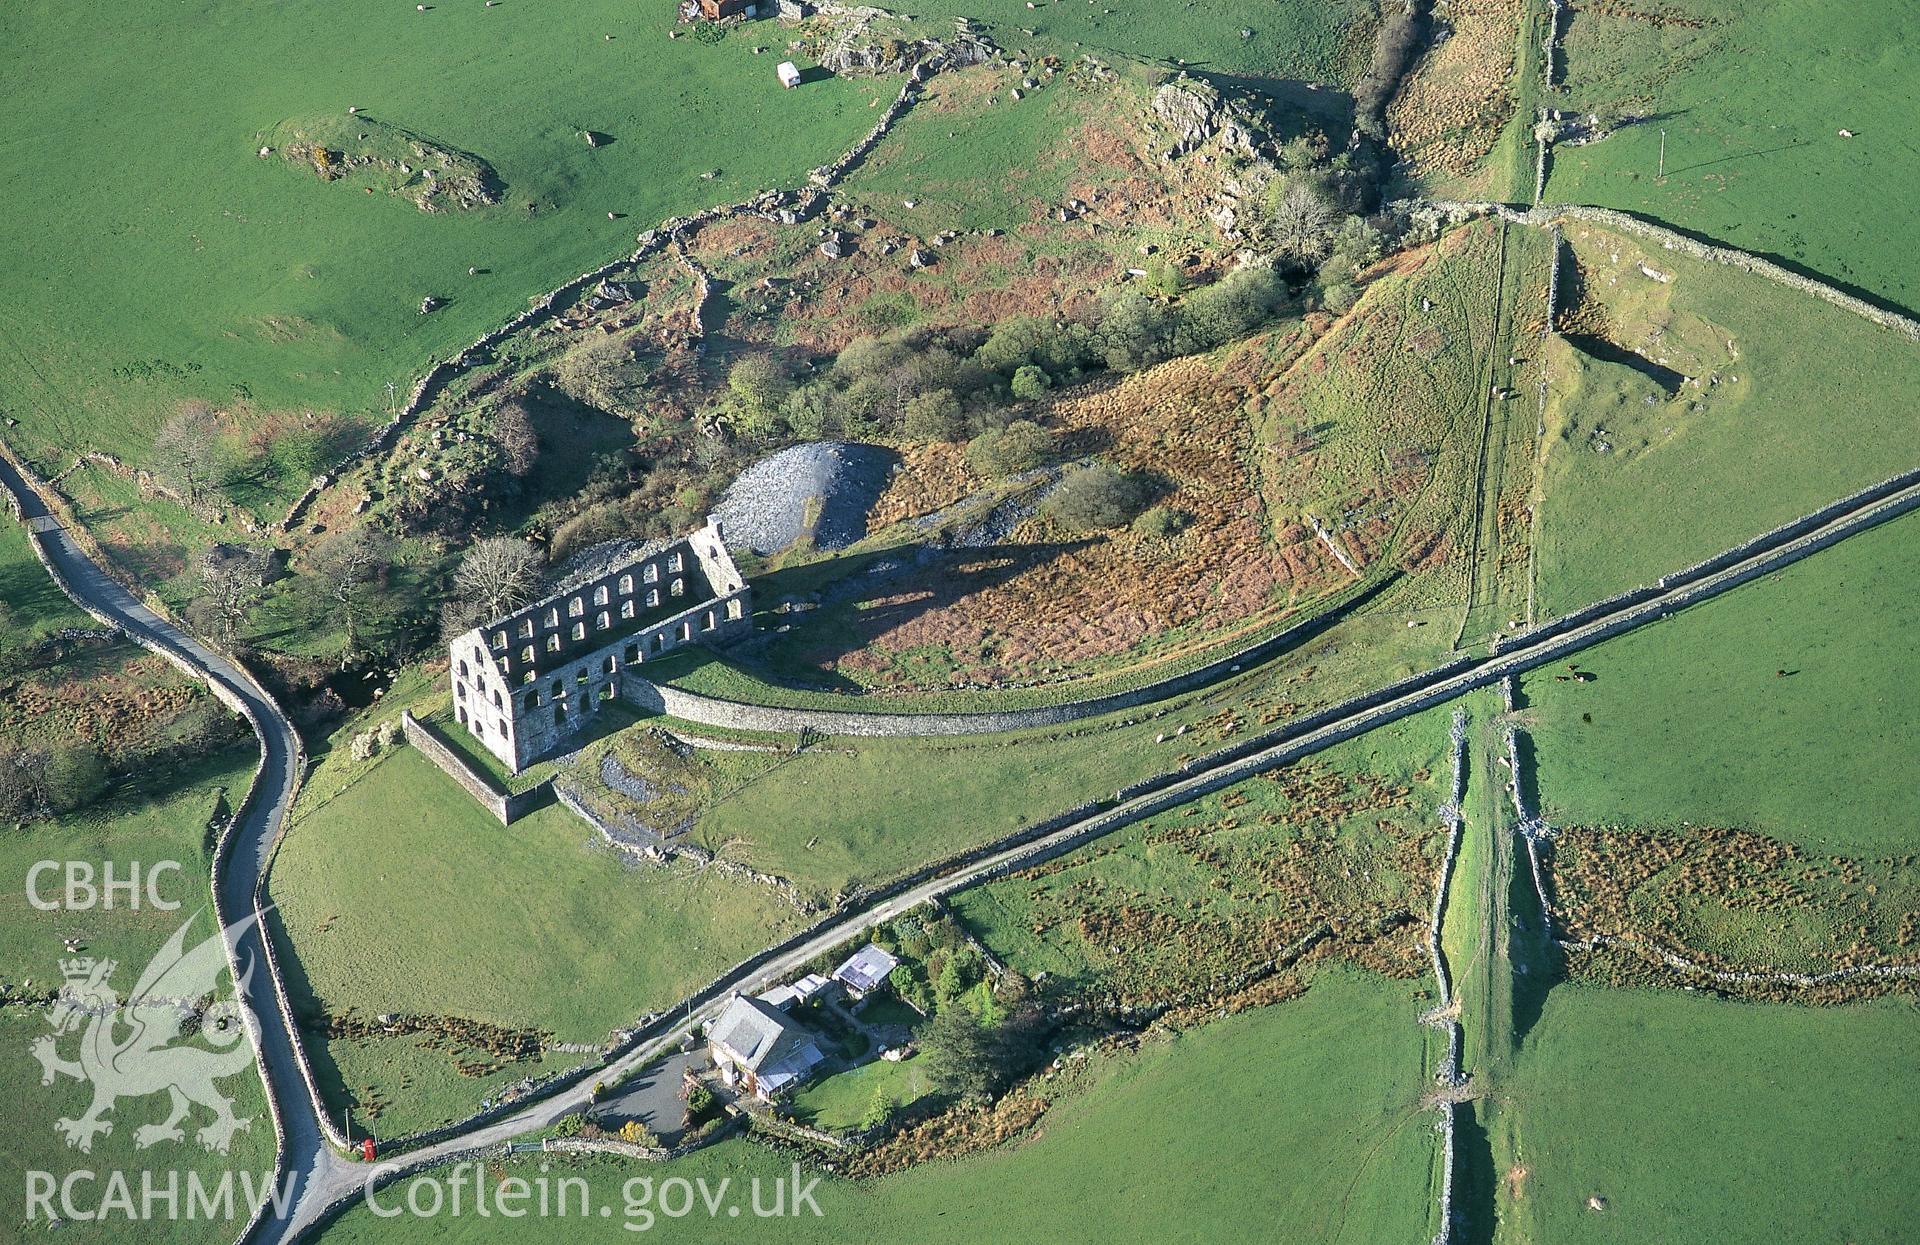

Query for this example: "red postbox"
[361,1137,376,1161]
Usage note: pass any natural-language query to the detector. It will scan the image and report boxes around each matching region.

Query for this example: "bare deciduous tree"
[454,536,543,622]
[152,402,223,505]
[185,546,266,645]
[1265,179,1344,267]
[309,527,393,663]
[491,401,540,478]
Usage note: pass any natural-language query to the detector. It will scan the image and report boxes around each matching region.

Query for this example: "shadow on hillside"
[1504,722,1564,1053]
[1452,1100,1498,1245]
[1180,68,1354,133]
[742,537,1098,682]
[1564,333,1684,395]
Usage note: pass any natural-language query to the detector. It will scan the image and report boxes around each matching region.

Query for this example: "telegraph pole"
[385,380,398,414]
[1657,129,1667,181]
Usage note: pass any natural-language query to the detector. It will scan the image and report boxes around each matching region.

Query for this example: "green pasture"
[1523,509,1920,857]
[1504,985,1920,1244]
[0,0,877,481]
[1546,1,1920,313]
[267,744,805,1128]
[839,61,1116,237]
[320,970,1437,1245]
[1536,224,1920,617]
[908,0,1378,89]
[0,748,276,1244]
[0,747,257,976]
[1435,694,1515,1083]
[324,1033,591,1142]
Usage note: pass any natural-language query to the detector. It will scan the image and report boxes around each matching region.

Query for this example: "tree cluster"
[917,973,1046,1104]
[0,695,241,823]
[152,403,364,515]
[705,265,1292,453]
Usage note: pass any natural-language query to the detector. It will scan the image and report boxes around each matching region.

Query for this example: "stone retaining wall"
[1541,0,1564,90]
[1432,1099,1459,1245]
[1562,932,1920,989]
[745,1111,865,1152]
[399,710,551,825]
[623,577,1383,738]
[1425,709,1469,1086]
[544,1115,744,1161]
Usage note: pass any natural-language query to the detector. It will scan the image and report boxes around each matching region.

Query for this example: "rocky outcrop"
[1148,77,1262,161]
[816,6,996,77]
[268,115,502,213]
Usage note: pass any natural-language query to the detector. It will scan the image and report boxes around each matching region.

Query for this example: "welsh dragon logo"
[30,910,260,1154]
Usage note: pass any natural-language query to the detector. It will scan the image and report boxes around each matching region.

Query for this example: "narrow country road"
[0,452,348,1239]
[5,444,1918,1244]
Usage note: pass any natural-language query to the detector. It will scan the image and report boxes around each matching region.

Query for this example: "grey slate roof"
[708,994,826,1092]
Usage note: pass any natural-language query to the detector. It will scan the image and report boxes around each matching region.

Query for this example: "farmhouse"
[698,0,756,18]
[708,993,827,1100]
[449,517,751,773]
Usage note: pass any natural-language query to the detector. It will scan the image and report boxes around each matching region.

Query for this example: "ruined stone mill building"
[450,518,751,772]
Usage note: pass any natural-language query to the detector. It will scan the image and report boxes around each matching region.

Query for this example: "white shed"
[776,60,802,89]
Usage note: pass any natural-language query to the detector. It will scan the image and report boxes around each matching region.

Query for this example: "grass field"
[906,0,1378,89]
[0,0,877,479]
[1536,222,1920,617]
[951,706,1449,1004]
[268,744,805,1132]
[1503,984,1920,1244]
[837,59,1118,238]
[1523,509,1920,857]
[1437,694,1526,1085]
[319,970,1437,1245]
[0,747,258,974]
[687,638,1452,905]
[1255,220,1514,619]
[0,520,93,657]
[691,720,1203,902]
[0,748,278,1243]
[1545,2,1920,314]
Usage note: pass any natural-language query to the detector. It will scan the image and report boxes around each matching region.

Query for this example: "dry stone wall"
[1431,201,1920,343]
[1425,709,1470,1086]
[281,59,939,534]
[624,579,1385,737]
